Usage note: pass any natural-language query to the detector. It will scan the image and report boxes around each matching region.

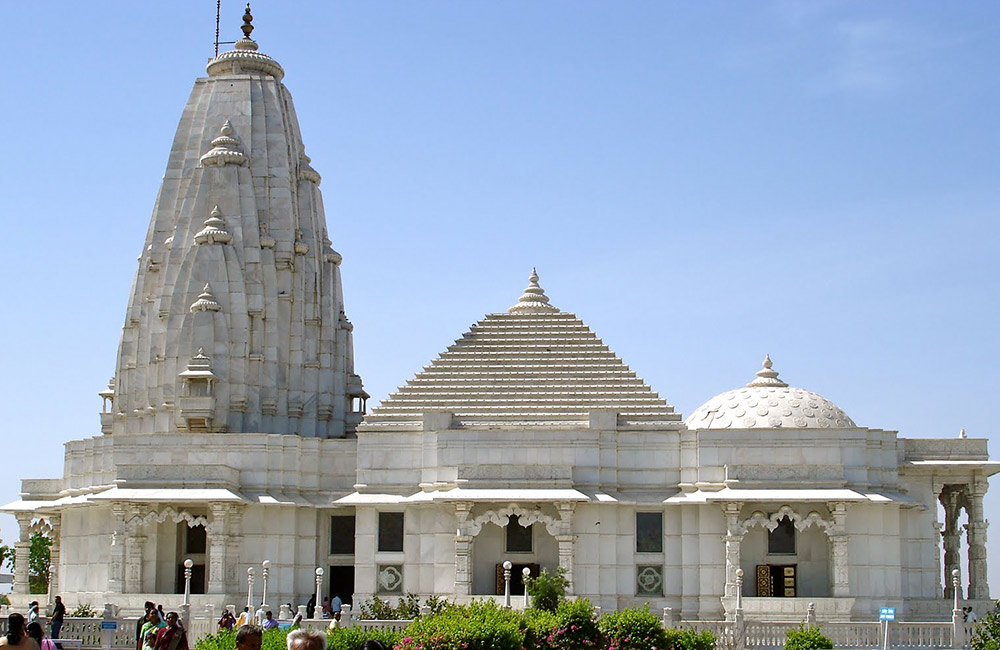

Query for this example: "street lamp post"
[183,559,194,605]
[952,569,964,650]
[502,561,512,608]
[246,567,255,614]
[261,560,271,610]
[315,567,324,617]
[522,567,531,608]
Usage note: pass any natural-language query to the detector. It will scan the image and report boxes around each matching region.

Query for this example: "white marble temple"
[2,9,996,622]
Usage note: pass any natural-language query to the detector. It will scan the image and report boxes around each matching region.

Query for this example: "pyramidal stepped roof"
[360,270,680,430]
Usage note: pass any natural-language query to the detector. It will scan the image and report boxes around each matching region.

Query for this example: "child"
[142,632,156,650]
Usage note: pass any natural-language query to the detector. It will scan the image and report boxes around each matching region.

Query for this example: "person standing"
[305,595,315,620]
[25,604,39,627]
[261,612,278,630]
[49,597,65,645]
[330,594,342,622]
[152,612,187,650]
[136,602,156,650]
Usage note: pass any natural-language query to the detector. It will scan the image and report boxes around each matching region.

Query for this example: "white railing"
[678,619,961,650]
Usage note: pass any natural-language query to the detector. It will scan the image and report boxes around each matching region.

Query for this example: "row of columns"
[939,478,990,600]
[107,502,244,595]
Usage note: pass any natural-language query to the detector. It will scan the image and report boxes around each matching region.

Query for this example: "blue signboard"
[100,622,118,630]
[879,607,896,621]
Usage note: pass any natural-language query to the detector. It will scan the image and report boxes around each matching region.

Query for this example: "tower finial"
[241,4,254,39]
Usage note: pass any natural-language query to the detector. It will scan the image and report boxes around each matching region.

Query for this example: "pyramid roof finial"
[746,354,789,388]
[508,268,559,313]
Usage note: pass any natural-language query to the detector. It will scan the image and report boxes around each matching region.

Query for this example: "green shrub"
[395,600,525,650]
[524,567,569,613]
[971,602,1000,650]
[783,624,832,650]
[547,598,602,649]
[357,593,449,620]
[599,604,669,650]
[673,628,716,650]
[523,608,560,649]
[328,626,403,650]
[197,628,402,650]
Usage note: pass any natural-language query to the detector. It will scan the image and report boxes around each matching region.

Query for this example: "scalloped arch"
[126,507,209,532]
[469,505,559,537]
[739,505,832,535]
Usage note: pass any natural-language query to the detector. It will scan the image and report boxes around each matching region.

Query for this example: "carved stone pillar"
[208,503,230,594]
[13,513,32,595]
[47,514,61,602]
[967,478,990,600]
[722,502,744,598]
[941,488,962,599]
[555,501,577,594]
[224,506,244,594]
[125,533,146,594]
[828,502,850,597]
[453,502,473,595]
[108,505,127,593]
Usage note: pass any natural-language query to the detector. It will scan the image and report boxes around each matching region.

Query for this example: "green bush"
[357,593,450,620]
[783,624,832,650]
[196,628,402,650]
[328,627,403,650]
[395,600,525,650]
[523,607,560,649]
[548,598,602,649]
[524,567,569,613]
[971,602,1000,650]
[598,604,669,650]
[70,603,98,617]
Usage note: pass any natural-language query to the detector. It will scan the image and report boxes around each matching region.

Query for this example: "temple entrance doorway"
[328,565,355,606]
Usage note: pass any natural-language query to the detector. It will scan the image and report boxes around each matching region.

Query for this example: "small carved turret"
[200,120,247,167]
[195,205,233,245]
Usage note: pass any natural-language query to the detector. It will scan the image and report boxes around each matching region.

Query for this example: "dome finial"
[746,354,788,388]
[508,268,559,313]
[241,4,254,39]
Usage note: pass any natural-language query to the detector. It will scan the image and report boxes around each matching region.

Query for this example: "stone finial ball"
[736,569,744,578]
[184,559,194,569]
[502,561,513,570]
[316,567,324,576]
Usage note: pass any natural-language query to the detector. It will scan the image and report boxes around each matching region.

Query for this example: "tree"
[0,533,52,594]
[523,567,569,613]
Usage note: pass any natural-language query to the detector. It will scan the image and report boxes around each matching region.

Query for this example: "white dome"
[685,356,855,430]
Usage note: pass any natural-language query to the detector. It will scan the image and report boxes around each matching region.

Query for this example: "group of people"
[135,601,189,650]
[0,597,65,650]
[218,593,346,634]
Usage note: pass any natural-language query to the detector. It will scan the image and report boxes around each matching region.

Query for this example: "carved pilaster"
[722,502,745,598]
[208,503,230,594]
[556,502,576,594]
[125,532,146,594]
[108,505,127,593]
[47,514,61,602]
[454,502,473,595]
[13,513,31,595]
[829,534,851,597]
[225,506,244,594]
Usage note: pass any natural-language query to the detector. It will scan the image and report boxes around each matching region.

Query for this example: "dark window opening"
[768,517,796,555]
[330,515,356,555]
[505,516,533,553]
[378,512,404,552]
[185,524,207,554]
[636,512,663,553]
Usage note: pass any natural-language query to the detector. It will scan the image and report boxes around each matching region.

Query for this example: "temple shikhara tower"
[3,7,996,621]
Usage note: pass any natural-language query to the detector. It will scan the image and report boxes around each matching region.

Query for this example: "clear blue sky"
[0,2,997,598]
